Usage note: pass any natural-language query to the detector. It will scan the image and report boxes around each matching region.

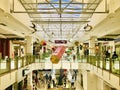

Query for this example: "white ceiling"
[0,0,120,44]
[0,8,34,39]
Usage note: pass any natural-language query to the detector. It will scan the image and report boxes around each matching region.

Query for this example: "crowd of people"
[32,70,78,90]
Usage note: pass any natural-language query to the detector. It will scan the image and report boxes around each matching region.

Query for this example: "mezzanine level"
[0,55,120,90]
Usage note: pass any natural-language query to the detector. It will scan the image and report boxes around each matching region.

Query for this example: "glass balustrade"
[0,54,119,78]
[0,58,10,74]
[111,58,120,75]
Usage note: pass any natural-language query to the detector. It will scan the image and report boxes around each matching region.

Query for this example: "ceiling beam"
[31,20,89,24]
[13,11,108,14]
[0,26,24,37]
[62,0,74,12]
[21,2,99,4]
[45,0,59,14]
[26,8,95,10]
[29,16,91,18]
[59,0,62,17]
[0,34,7,38]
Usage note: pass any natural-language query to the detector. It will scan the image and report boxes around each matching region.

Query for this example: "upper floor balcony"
[0,53,119,76]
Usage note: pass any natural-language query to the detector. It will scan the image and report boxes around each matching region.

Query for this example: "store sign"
[55,40,67,44]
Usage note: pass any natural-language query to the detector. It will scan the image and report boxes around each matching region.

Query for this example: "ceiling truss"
[11,0,109,41]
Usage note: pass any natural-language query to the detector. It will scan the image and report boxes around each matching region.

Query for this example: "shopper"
[71,76,75,87]
[72,50,76,62]
[63,76,67,87]
[105,50,110,61]
[74,70,77,81]
[45,74,49,84]
[35,77,38,86]
[112,51,118,63]
[49,74,52,82]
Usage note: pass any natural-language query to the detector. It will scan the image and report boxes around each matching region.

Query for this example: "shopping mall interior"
[0,0,120,90]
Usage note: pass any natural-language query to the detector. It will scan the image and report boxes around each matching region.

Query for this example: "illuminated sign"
[55,40,67,44]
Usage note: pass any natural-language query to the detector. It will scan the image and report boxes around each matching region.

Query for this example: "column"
[25,36,33,55]
[87,71,97,90]
[97,78,104,90]
[89,36,97,56]
[27,72,33,90]
[79,70,103,90]
[80,70,88,90]
[12,82,18,90]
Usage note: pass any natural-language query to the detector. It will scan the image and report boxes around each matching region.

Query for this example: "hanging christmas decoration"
[50,46,65,64]
[74,41,79,46]
[40,40,46,46]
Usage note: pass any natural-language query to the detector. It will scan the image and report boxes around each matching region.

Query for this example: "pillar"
[89,36,97,56]
[12,82,18,90]
[27,71,33,90]
[97,78,104,90]
[25,36,33,55]
[79,70,87,90]
[87,71,97,90]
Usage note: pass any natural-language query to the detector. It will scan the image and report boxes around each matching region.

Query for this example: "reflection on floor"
[36,80,83,90]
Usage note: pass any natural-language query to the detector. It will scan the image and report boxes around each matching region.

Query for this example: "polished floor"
[36,80,83,90]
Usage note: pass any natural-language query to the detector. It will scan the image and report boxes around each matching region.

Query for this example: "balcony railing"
[0,54,119,77]
[85,55,120,75]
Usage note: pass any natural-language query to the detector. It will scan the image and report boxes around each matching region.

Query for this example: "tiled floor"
[37,80,83,90]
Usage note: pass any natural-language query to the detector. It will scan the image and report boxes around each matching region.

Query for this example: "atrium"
[0,0,120,90]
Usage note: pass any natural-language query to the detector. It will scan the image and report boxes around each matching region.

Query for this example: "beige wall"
[0,71,17,90]
[0,0,32,30]
[87,71,97,90]
[0,0,10,12]
[109,0,120,13]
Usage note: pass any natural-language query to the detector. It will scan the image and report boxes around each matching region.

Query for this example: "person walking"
[72,50,76,62]
[45,74,49,84]
[71,76,75,88]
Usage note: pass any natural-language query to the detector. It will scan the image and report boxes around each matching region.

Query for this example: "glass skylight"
[20,0,102,40]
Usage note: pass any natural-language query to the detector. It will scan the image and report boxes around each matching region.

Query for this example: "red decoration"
[40,40,46,46]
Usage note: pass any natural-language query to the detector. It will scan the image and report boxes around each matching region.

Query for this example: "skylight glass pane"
[62,14,80,17]
[38,4,52,8]
[50,0,59,2]
[67,4,83,8]
[52,4,59,8]
[63,0,71,2]
[61,4,68,8]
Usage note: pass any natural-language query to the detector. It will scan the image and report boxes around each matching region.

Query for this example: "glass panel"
[11,59,17,70]
[103,58,110,70]
[18,57,23,68]
[0,59,10,74]
[112,58,120,75]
